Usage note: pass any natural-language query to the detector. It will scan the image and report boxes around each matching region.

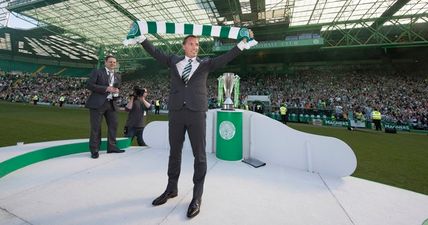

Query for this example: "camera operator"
[124,87,151,146]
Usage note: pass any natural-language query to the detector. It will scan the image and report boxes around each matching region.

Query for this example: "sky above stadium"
[7,13,37,29]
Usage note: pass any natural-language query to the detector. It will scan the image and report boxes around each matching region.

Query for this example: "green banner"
[384,123,410,131]
[213,38,324,52]
[323,119,349,127]
[216,111,243,161]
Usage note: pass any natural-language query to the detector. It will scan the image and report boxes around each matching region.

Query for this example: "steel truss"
[322,13,428,48]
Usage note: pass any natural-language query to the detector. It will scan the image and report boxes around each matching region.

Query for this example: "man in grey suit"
[137,31,254,218]
[85,55,125,159]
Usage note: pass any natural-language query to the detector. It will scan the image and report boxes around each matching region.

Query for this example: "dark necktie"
[182,59,192,84]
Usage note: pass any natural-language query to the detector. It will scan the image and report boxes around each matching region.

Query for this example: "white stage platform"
[1,146,427,225]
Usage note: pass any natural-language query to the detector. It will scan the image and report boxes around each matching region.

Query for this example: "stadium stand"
[0,27,96,77]
[0,0,427,131]
[1,68,426,130]
[0,1,427,223]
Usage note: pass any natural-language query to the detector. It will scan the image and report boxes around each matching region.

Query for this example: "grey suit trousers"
[89,100,119,153]
[166,107,207,200]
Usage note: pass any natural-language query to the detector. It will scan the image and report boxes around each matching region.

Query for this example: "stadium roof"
[3,0,427,48]
[0,26,98,61]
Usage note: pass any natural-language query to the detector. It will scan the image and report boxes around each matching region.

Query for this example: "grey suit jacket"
[141,39,242,112]
[85,68,121,110]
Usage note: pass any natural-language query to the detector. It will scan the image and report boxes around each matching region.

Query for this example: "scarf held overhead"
[123,20,257,48]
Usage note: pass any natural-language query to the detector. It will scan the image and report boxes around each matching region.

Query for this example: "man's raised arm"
[137,35,172,67]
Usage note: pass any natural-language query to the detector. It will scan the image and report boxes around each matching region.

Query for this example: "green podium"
[216,111,243,161]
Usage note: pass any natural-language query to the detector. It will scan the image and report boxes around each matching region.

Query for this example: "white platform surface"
[1,146,427,225]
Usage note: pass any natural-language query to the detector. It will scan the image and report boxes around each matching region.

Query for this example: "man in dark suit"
[137,31,254,218]
[85,55,125,159]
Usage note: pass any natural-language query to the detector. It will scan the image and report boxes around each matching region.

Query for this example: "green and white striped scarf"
[123,20,257,48]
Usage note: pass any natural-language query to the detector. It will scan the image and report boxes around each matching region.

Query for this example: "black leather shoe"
[152,191,178,206]
[91,152,99,159]
[187,199,201,218]
[107,149,125,153]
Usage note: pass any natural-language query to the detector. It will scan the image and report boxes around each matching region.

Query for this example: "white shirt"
[105,68,115,99]
[176,56,200,80]
[105,68,115,86]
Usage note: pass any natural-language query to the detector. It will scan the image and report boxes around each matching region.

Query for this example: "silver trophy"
[222,73,236,110]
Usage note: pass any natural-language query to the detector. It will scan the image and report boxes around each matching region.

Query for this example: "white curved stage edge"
[144,109,357,177]
[0,138,427,224]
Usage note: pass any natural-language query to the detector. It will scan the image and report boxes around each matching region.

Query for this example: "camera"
[130,86,145,97]
[112,82,120,97]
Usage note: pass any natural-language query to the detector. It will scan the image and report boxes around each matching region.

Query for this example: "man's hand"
[242,29,254,43]
[106,86,119,93]
[123,22,146,46]
[238,29,257,50]
[249,29,254,39]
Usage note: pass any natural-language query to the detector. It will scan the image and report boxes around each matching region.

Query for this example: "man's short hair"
[105,55,116,62]
[182,35,198,45]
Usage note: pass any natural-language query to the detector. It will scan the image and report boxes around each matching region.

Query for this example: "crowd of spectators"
[1,69,427,129]
[239,70,428,128]
[0,71,89,105]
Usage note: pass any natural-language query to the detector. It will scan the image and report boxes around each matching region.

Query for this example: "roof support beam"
[371,0,410,30]
[7,0,67,13]
[103,0,137,21]
[321,14,428,49]
[212,0,242,22]
[248,0,265,23]
[250,0,265,13]
[103,0,174,52]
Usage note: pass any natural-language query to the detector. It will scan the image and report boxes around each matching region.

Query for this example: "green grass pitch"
[0,101,427,195]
